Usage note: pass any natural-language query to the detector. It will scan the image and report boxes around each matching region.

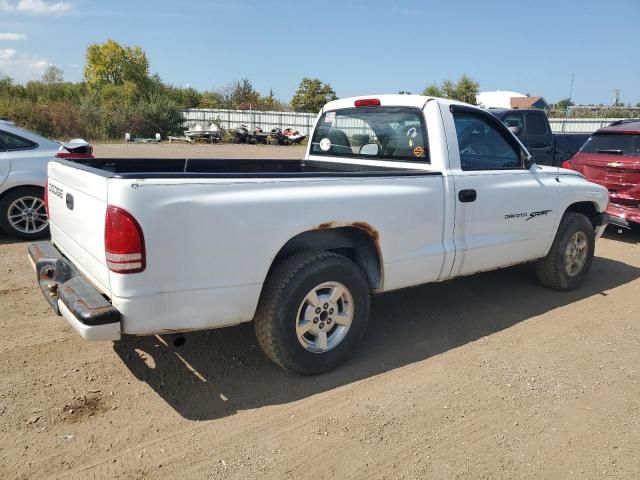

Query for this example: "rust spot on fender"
[316,221,337,230]
[350,221,379,241]
[314,221,379,241]
[309,221,385,290]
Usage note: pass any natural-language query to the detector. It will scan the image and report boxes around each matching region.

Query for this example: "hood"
[536,164,583,177]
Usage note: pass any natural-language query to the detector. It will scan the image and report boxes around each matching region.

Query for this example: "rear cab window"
[580,134,640,156]
[310,106,429,163]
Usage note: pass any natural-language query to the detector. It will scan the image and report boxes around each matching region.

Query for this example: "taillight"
[561,160,573,169]
[105,206,145,273]
[55,152,94,160]
[43,180,49,217]
[354,98,381,107]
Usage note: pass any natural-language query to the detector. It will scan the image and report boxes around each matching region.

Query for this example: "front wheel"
[0,187,49,240]
[536,212,595,290]
[254,251,370,375]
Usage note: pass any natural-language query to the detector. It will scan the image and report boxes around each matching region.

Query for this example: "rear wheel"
[536,212,595,290]
[0,187,49,240]
[255,251,370,375]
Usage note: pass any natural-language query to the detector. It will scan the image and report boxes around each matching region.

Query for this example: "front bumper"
[592,211,609,239]
[28,242,121,341]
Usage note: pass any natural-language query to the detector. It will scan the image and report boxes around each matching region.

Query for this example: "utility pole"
[568,73,575,102]
[561,73,575,134]
[612,89,620,106]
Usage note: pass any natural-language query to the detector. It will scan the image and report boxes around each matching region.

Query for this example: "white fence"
[181,108,318,135]
[548,118,626,134]
[182,108,628,136]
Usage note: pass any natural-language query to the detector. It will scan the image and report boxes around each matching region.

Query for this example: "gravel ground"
[0,144,639,479]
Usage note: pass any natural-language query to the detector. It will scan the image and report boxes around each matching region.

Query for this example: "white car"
[28,95,609,374]
[0,120,92,239]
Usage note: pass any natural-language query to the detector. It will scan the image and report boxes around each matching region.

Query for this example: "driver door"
[449,108,559,277]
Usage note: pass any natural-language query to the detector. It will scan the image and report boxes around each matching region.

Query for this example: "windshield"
[580,133,640,156]
[310,107,429,162]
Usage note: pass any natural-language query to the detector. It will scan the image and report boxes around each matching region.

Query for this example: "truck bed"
[57,158,435,179]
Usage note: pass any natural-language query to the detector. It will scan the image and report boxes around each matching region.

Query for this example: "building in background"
[477,91,548,110]
[510,96,548,109]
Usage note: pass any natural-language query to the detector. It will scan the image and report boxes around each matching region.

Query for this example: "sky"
[0,0,639,105]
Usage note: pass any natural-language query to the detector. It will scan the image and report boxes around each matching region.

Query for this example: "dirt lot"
[1,144,639,479]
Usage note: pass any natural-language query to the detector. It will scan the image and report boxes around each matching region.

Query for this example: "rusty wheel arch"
[267,222,383,292]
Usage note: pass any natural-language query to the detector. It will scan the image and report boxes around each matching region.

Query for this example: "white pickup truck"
[28,95,609,374]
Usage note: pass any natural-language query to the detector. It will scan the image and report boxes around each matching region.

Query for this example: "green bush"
[0,78,183,141]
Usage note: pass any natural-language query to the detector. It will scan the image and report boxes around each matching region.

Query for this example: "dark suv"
[564,120,640,228]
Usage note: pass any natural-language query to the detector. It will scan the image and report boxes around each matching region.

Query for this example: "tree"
[0,72,15,96]
[224,78,260,110]
[421,75,479,105]
[290,78,337,113]
[422,83,442,97]
[556,98,574,111]
[454,75,480,105]
[198,90,224,109]
[258,87,284,111]
[41,65,64,84]
[84,39,149,89]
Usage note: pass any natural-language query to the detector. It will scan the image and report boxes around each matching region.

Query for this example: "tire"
[0,187,49,240]
[255,251,370,375]
[536,212,595,291]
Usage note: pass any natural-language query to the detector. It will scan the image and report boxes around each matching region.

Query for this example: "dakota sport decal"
[504,210,552,221]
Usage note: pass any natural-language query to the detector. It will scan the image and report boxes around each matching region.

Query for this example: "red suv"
[564,120,640,228]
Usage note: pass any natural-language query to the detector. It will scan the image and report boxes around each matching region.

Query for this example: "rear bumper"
[607,203,640,229]
[27,241,121,341]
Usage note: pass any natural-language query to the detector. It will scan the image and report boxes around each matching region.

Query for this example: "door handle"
[458,189,477,203]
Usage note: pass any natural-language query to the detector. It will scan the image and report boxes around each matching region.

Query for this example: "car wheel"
[0,187,49,240]
[536,212,595,290]
[254,251,370,375]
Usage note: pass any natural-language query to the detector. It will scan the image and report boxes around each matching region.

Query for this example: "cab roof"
[321,94,473,112]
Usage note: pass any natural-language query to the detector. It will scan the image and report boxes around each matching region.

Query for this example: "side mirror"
[508,126,522,136]
[523,151,535,169]
[359,143,379,156]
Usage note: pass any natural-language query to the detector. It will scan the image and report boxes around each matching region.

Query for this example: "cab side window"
[453,112,521,170]
[502,113,524,135]
[0,130,38,151]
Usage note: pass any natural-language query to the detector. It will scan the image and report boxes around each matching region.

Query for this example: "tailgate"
[47,161,111,295]
[577,153,640,204]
